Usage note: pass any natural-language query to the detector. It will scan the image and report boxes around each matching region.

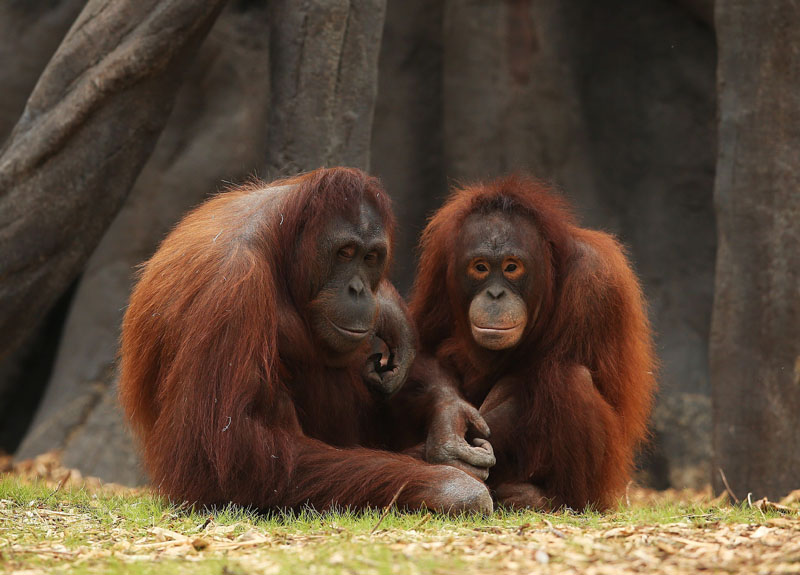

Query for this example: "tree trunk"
[14,3,271,483]
[0,0,87,142]
[0,0,88,453]
[0,0,226,362]
[711,1,800,501]
[266,0,387,175]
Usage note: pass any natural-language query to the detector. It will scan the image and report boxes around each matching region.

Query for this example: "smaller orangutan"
[119,167,492,514]
[392,176,656,511]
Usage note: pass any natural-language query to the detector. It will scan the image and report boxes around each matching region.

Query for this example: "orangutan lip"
[472,324,520,332]
[329,320,370,339]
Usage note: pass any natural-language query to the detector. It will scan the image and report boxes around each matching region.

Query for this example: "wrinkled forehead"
[321,200,387,245]
[458,211,539,258]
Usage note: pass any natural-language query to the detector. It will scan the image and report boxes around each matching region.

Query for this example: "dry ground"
[1,452,799,574]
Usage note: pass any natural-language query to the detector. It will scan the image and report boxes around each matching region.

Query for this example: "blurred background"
[0,0,797,501]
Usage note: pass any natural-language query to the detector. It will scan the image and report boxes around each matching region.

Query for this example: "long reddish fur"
[119,168,437,511]
[410,176,656,509]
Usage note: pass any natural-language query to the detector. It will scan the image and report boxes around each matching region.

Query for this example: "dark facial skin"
[457,212,545,350]
[309,202,389,357]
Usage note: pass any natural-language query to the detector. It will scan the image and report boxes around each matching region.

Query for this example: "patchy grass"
[2,475,800,575]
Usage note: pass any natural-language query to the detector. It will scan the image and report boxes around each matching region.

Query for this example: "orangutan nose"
[349,276,366,299]
[487,286,506,300]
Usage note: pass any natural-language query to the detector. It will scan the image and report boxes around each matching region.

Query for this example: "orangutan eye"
[364,251,379,265]
[503,259,524,279]
[338,245,356,260]
[468,259,490,280]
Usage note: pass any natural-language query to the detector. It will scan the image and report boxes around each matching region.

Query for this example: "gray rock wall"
[711,0,800,501]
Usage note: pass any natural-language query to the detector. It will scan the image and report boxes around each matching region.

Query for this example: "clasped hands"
[424,392,496,480]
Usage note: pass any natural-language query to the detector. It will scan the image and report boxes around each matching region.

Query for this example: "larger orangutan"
[394,176,656,511]
[118,167,492,514]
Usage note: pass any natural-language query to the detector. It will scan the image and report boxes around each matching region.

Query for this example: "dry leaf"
[191,538,210,551]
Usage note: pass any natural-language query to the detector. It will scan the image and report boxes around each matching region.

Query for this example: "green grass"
[1,475,796,575]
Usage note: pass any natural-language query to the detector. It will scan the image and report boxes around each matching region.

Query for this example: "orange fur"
[119,168,450,511]
[409,176,656,510]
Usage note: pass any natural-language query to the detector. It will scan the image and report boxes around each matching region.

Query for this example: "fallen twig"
[47,471,71,498]
[371,482,407,534]
[718,468,739,504]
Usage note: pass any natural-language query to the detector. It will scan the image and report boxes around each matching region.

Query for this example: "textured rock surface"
[0,0,226,360]
[711,0,800,501]
[0,0,225,458]
[267,0,387,176]
[371,0,447,293]
[0,0,87,143]
[15,4,273,482]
